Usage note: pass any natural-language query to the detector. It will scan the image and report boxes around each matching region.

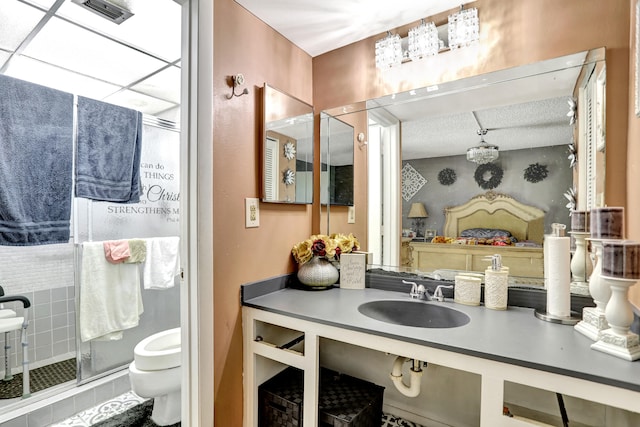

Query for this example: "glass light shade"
[375,32,402,69]
[408,20,439,60]
[448,7,479,49]
[466,142,499,164]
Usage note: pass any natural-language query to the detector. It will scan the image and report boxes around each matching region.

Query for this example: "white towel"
[80,242,144,342]
[143,237,180,289]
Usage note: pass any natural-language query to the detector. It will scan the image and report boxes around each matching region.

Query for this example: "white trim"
[367,124,382,265]
[382,124,400,266]
[179,0,214,425]
[368,109,401,267]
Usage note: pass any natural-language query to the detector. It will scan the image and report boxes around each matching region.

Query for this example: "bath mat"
[91,399,180,427]
[0,358,76,399]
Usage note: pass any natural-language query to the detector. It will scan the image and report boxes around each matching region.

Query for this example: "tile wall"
[2,286,76,373]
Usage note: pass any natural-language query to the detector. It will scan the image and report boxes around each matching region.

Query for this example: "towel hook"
[227,73,249,99]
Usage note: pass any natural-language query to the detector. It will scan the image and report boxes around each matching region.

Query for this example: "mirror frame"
[261,83,314,204]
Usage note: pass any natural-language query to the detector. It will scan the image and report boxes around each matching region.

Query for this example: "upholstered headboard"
[443,191,545,244]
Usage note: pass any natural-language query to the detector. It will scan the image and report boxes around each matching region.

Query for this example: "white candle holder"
[570,231,591,295]
[574,239,610,340]
[591,275,640,361]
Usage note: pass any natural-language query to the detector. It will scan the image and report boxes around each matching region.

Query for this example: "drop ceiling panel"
[56,0,182,62]
[130,65,181,103]
[0,0,45,51]
[22,0,58,8]
[103,88,177,115]
[22,16,167,87]
[5,55,121,100]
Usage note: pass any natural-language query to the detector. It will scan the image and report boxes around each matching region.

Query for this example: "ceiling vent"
[71,0,134,25]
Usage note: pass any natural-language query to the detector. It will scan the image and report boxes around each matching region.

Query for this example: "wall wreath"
[437,168,457,186]
[524,163,549,183]
[474,163,503,190]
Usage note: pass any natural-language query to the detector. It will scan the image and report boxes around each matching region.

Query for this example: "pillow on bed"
[460,228,513,239]
[460,228,518,245]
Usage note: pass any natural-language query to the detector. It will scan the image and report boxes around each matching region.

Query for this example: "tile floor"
[50,394,422,427]
[51,391,147,427]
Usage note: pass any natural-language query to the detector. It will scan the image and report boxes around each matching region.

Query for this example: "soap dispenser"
[484,254,509,310]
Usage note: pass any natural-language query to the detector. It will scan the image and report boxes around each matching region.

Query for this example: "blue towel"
[0,75,74,246]
[76,96,142,203]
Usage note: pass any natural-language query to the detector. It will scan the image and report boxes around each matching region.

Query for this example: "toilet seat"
[134,327,181,371]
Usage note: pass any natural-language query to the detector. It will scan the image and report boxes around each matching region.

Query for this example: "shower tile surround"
[0,244,76,375]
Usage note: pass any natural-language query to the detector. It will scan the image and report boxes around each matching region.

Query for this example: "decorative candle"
[602,240,640,280]
[590,207,624,239]
[571,210,590,232]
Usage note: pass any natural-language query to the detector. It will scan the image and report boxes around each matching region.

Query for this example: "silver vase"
[297,256,339,288]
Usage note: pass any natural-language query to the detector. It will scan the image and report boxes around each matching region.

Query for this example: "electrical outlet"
[347,206,355,224]
[245,198,260,228]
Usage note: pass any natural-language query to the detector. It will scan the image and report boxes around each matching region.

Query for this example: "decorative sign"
[339,253,366,290]
[90,125,180,239]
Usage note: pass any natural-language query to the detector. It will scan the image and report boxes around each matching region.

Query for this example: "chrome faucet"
[403,280,453,302]
[432,284,454,302]
[404,280,428,299]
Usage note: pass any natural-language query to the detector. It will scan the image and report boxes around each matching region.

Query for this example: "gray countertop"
[243,286,640,393]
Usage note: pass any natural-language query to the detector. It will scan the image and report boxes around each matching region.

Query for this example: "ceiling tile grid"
[1,0,181,116]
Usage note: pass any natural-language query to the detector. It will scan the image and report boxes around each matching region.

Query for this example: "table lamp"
[408,202,428,238]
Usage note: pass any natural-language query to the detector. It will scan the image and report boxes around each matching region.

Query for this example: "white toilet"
[129,327,181,426]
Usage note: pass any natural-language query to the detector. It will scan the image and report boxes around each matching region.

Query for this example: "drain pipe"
[390,356,424,397]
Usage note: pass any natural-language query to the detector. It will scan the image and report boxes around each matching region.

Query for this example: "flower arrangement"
[291,233,360,265]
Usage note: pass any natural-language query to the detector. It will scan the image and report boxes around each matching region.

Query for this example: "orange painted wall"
[212,0,313,424]
[213,0,636,424]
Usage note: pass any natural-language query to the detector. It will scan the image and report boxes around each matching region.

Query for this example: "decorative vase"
[297,256,339,288]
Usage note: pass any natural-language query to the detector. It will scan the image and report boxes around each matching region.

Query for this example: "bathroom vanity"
[242,281,640,426]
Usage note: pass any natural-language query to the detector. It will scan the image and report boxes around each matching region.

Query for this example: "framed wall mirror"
[320,112,355,206]
[262,84,314,204]
[322,48,606,290]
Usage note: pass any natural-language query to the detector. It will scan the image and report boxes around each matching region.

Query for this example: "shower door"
[74,117,181,382]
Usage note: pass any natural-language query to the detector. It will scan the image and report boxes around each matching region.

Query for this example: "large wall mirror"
[320,112,355,206]
[322,48,606,289]
[262,84,314,204]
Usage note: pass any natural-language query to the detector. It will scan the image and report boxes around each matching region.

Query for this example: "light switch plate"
[245,198,260,228]
[347,206,355,224]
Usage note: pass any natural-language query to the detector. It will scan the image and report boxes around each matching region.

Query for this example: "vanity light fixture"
[448,5,480,49]
[375,31,402,69]
[375,4,479,70]
[408,19,440,61]
[227,73,249,99]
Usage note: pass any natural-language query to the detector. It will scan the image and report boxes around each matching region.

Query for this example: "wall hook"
[227,73,249,99]
[357,132,367,150]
